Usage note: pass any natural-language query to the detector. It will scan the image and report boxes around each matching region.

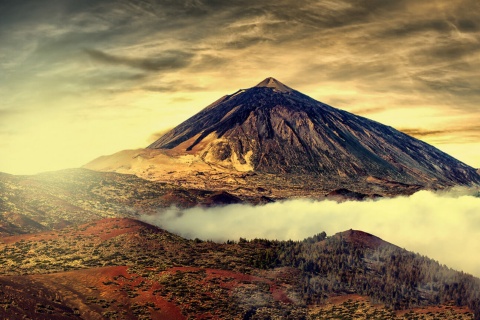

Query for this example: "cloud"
[347,107,387,115]
[84,49,194,72]
[223,35,273,50]
[142,80,206,93]
[399,128,454,138]
[141,189,480,277]
[414,41,480,65]
[320,61,399,82]
[399,126,480,143]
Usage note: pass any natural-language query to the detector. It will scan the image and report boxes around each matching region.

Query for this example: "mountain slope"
[148,77,479,187]
[0,168,265,236]
[0,218,478,319]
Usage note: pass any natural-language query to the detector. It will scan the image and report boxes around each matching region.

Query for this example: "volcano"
[146,77,479,187]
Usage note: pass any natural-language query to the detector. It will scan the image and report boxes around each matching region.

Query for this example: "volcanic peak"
[254,77,293,92]
[88,77,480,190]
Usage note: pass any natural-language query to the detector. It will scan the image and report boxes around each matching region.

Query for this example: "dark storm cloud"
[0,0,476,47]
[2,1,476,71]
[84,49,194,72]
[0,0,62,27]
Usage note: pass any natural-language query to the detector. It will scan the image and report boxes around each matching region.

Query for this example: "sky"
[1,0,480,174]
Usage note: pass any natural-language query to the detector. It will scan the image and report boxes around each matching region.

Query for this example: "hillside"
[0,169,265,236]
[2,77,480,319]
[0,218,478,319]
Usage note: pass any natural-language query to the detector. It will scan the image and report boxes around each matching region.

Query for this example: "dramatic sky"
[1,0,479,174]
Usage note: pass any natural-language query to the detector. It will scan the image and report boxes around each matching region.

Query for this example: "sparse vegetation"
[0,218,478,319]
[0,169,268,237]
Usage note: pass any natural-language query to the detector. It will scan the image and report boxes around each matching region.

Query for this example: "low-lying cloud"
[142,189,480,277]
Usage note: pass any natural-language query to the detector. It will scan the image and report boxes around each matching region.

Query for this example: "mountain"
[0,217,478,319]
[148,77,478,184]
[86,78,479,197]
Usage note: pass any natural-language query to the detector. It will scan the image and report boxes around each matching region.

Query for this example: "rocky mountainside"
[148,77,479,187]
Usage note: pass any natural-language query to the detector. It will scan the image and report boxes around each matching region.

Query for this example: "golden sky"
[1,0,479,174]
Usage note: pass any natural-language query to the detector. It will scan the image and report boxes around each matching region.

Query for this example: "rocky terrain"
[0,168,276,236]
[0,218,478,319]
[0,166,478,319]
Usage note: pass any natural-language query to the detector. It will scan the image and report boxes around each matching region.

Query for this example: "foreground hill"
[86,78,480,197]
[0,218,478,319]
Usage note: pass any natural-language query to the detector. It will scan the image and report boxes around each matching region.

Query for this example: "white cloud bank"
[142,189,480,277]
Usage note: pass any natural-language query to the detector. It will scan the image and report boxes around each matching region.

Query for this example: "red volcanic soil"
[74,218,148,241]
[0,263,294,319]
[0,218,151,245]
[0,266,185,320]
[46,266,185,320]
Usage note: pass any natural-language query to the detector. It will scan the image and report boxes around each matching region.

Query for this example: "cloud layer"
[142,189,480,277]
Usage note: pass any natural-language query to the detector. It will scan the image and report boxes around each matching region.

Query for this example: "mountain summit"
[254,77,293,92]
[147,77,479,187]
